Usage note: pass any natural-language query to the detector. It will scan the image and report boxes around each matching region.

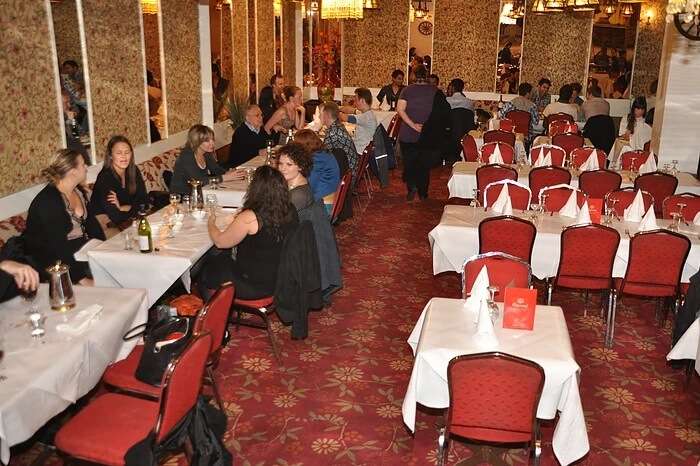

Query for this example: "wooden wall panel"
[255,0,275,96]
[433,0,500,92]
[161,0,202,134]
[231,0,250,103]
[82,0,147,159]
[282,0,296,81]
[632,0,666,96]
[248,0,256,97]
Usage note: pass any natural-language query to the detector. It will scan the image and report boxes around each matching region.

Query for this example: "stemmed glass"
[539,193,550,214]
[629,157,638,178]
[528,203,541,222]
[677,203,688,225]
[516,154,527,174]
[487,286,500,324]
[205,194,218,216]
[169,193,180,213]
[669,212,682,232]
[671,160,679,176]
[28,310,45,338]
[608,198,620,222]
[208,176,219,190]
[470,189,481,209]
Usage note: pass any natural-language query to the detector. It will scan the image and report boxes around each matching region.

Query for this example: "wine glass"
[21,286,38,316]
[169,193,180,212]
[28,310,45,338]
[181,195,191,214]
[205,194,218,215]
[487,286,500,324]
[677,203,688,225]
[671,159,679,176]
[470,189,481,209]
[608,198,620,222]
[208,176,219,190]
[669,212,681,232]
[539,193,549,214]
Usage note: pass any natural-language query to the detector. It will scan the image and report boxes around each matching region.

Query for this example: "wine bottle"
[137,210,153,253]
[265,140,273,165]
[287,128,294,143]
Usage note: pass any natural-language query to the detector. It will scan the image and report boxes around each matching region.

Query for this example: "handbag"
[131,316,194,386]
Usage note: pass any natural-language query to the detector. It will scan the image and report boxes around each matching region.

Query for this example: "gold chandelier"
[321,0,364,20]
[140,0,158,15]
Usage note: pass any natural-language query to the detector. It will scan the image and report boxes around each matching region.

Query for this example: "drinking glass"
[205,194,218,215]
[669,212,681,232]
[208,176,219,190]
[470,189,481,209]
[487,286,500,324]
[246,168,254,184]
[539,193,549,214]
[672,159,679,175]
[21,287,38,315]
[528,203,540,221]
[123,228,134,250]
[169,193,180,214]
[677,203,688,225]
[28,310,45,338]
[662,163,671,174]
[181,195,191,214]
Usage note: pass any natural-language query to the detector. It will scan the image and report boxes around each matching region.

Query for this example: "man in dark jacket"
[227,105,270,169]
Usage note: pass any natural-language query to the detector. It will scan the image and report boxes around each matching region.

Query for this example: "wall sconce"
[644,8,655,25]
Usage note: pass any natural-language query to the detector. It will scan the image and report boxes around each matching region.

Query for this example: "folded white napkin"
[534,150,552,168]
[575,200,591,224]
[475,300,499,348]
[580,150,599,171]
[56,304,103,336]
[490,184,510,213]
[624,190,646,222]
[559,190,580,218]
[639,153,657,174]
[503,194,513,216]
[488,144,504,164]
[638,205,659,232]
[74,238,103,262]
[694,211,700,226]
[465,266,490,321]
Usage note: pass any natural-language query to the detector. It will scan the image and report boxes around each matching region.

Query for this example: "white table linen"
[0,285,148,463]
[402,297,589,465]
[203,179,248,207]
[428,205,700,281]
[461,138,527,162]
[447,162,700,200]
[88,208,235,306]
[667,317,700,375]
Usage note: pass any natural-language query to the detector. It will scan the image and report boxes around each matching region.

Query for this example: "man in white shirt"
[543,84,580,122]
[446,78,474,110]
[340,88,378,155]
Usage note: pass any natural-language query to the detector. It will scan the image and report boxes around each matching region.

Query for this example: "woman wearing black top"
[22,149,102,285]
[170,124,243,194]
[377,69,405,111]
[89,135,147,232]
[201,165,298,300]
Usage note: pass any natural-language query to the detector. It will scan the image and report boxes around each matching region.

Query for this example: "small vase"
[317,70,335,103]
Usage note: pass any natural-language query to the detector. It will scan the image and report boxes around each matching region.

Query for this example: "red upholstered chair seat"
[613,278,677,297]
[234,296,274,309]
[557,275,613,290]
[55,393,159,466]
[102,345,159,398]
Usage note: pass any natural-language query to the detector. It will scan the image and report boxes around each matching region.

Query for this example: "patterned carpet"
[10,166,700,465]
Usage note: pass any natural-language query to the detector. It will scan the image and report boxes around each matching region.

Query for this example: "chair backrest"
[357,141,374,172]
[663,193,700,221]
[528,166,572,202]
[478,215,536,263]
[195,283,234,355]
[386,114,401,141]
[634,172,679,215]
[620,150,651,171]
[556,224,620,285]
[476,164,518,204]
[483,129,516,147]
[570,147,607,169]
[605,188,654,216]
[578,169,622,199]
[551,133,584,156]
[498,118,516,133]
[461,134,479,162]
[505,110,531,136]
[155,332,212,443]
[621,230,690,295]
[463,252,532,301]
[549,120,579,138]
[643,140,651,152]
[446,352,544,444]
[330,171,352,224]
[530,144,566,167]
[481,141,515,164]
[544,112,574,133]
[484,180,532,211]
[540,185,587,212]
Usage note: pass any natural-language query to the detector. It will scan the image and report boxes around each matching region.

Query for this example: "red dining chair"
[663,193,700,221]
[549,120,579,138]
[604,188,654,217]
[55,332,213,466]
[438,352,545,466]
[528,166,572,202]
[476,164,518,205]
[484,180,532,211]
[551,133,584,156]
[386,114,401,143]
[530,145,566,167]
[570,147,607,169]
[461,134,480,162]
[330,171,352,225]
[233,295,280,362]
[547,224,620,316]
[608,230,690,347]
[463,252,532,302]
[498,118,516,133]
[483,129,516,147]
[103,284,234,410]
[479,215,536,264]
[620,150,652,171]
[578,169,622,199]
[544,112,574,133]
[506,109,531,136]
[354,142,375,200]
[481,141,516,164]
[643,140,651,152]
[539,185,587,212]
[634,171,679,215]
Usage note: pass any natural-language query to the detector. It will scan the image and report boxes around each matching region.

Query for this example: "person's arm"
[0,260,39,295]
[294,106,305,129]
[264,108,285,134]
[396,98,422,133]
[208,209,257,249]
[377,86,386,104]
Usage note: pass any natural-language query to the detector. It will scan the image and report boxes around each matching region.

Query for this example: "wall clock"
[418,21,433,36]
[674,14,700,41]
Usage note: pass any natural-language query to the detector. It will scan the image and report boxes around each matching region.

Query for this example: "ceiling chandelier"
[413,0,430,19]
[363,0,380,10]
[140,0,158,15]
[321,0,364,20]
[667,0,700,40]
[532,0,609,14]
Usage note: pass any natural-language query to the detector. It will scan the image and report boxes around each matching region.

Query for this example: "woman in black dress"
[201,165,298,299]
[89,135,147,233]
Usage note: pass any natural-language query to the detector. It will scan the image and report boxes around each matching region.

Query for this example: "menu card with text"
[588,198,603,224]
[502,288,537,330]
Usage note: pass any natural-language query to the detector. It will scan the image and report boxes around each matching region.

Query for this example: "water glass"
[669,212,681,232]
[205,194,218,215]
[671,159,679,176]
[487,286,500,324]
[28,311,45,338]
[208,176,219,190]
[181,195,191,214]
[123,228,134,250]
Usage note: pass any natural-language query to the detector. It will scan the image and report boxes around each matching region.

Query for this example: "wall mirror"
[141,0,167,139]
[408,0,435,84]
[275,0,282,74]
[496,0,525,94]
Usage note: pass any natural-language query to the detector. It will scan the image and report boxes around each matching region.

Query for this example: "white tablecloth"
[0,285,148,463]
[402,297,589,465]
[667,317,700,375]
[447,162,700,200]
[428,205,700,281]
[88,208,235,306]
[203,155,267,207]
[460,138,527,162]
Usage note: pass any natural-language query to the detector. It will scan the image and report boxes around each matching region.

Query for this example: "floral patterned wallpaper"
[255,0,275,94]
[83,0,148,160]
[632,0,666,97]
[343,0,410,88]
[221,4,233,82]
[521,6,593,91]
[282,0,296,81]
[51,0,82,69]
[248,0,256,96]
[0,1,63,196]
[142,13,161,82]
[433,0,500,92]
[232,0,250,103]
[161,0,202,134]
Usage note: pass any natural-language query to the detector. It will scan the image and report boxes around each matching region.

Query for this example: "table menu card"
[502,288,537,330]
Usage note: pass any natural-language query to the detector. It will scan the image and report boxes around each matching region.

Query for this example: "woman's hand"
[223,169,246,181]
[296,105,306,114]
[107,191,130,212]
[0,260,39,292]
[78,277,94,287]
[413,123,423,133]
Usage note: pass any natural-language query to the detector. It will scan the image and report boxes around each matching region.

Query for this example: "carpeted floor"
[10,166,700,465]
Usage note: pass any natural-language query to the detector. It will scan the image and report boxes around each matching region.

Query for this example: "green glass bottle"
[137,208,153,253]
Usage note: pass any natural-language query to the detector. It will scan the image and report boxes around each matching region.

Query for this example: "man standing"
[529,78,551,112]
[227,105,270,169]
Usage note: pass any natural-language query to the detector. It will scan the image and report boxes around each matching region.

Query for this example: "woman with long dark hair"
[201,165,298,299]
[619,96,652,151]
[88,135,147,231]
